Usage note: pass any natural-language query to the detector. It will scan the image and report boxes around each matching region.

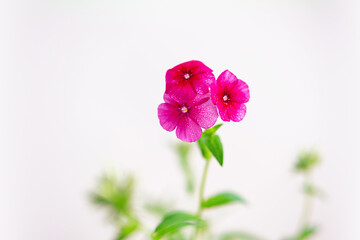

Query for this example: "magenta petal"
[228,103,247,122]
[185,60,213,73]
[217,70,238,91]
[165,60,214,101]
[176,116,202,142]
[188,93,210,108]
[163,93,178,105]
[217,102,230,122]
[189,96,218,129]
[191,72,215,94]
[165,80,196,103]
[210,82,219,105]
[231,80,250,104]
[238,80,250,103]
[158,103,180,132]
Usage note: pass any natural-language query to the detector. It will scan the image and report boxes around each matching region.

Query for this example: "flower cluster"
[158,60,250,142]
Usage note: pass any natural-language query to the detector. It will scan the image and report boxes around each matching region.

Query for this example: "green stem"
[194,158,211,239]
[299,172,314,229]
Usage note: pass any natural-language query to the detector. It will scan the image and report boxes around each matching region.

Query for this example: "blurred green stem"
[194,158,211,239]
[299,172,314,229]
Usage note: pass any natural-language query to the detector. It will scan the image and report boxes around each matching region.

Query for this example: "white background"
[1,0,359,239]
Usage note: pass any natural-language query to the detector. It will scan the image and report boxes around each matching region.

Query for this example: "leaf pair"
[198,124,224,166]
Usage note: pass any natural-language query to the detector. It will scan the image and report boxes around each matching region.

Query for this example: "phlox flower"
[210,70,250,122]
[165,60,215,101]
[158,93,218,142]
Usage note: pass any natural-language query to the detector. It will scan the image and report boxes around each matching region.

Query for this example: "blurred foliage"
[303,183,325,198]
[176,143,195,194]
[90,173,140,239]
[201,192,246,209]
[282,150,323,240]
[283,226,317,240]
[294,150,320,173]
[219,232,264,240]
[89,145,324,240]
[152,211,206,240]
[145,201,173,217]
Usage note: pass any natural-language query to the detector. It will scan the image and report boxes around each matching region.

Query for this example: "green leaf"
[197,125,224,164]
[204,134,223,166]
[283,226,317,240]
[220,232,263,240]
[203,124,223,137]
[297,226,317,239]
[168,232,187,240]
[152,211,206,240]
[117,218,139,240]
[202,192,246,208]
[197,136,212,161]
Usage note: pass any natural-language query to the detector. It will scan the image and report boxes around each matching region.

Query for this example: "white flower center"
[184,73,190,80]
[180,106,188,113]
[223,95,230,102]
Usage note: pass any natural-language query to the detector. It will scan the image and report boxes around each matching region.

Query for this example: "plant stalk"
[194,158,211,239]
[299,171,314,229]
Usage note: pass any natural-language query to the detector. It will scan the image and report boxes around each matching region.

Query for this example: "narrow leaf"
[297,226,317,239]
[152,211,206,240]
[203,124,223,137]
[202,192,246,208]
[204,134,223,166]
[282,226,317,240]
[197,136,212,160]
[117,219,139,240]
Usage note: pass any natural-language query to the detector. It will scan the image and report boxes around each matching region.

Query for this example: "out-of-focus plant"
[89,148,325,240]
[90,174,142,240]
[176,143,195,194]
[283,150,324,240]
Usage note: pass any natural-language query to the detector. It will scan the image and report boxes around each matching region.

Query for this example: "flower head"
[158,93,218,142]
[166,60,215,102]
[210,70,250,122]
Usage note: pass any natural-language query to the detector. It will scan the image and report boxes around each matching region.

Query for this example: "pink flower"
[158,93,218,142]
[210,70,250,122]
[166,60,215,102]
